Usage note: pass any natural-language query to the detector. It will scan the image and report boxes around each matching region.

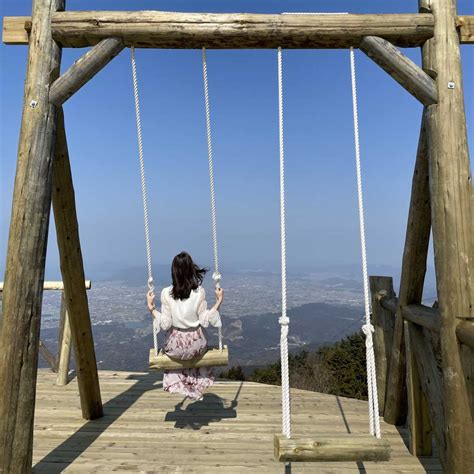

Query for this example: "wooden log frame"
[49,37,124,106]
[423,0,474,470]
[0,0,64,471]
[4,12,435,48]
[359,36,437,105]
[384,109,432,441]
[274,434,391,462]
[149,346,229,370]
[52,108,103,420]
[369,276,396,415]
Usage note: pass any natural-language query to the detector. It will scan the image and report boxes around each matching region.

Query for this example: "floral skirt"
[163,326,214,400]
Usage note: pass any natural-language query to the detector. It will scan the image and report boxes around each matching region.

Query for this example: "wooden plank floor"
[33,369,441,473]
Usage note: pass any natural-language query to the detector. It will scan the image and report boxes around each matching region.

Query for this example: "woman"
[147,251,224,400]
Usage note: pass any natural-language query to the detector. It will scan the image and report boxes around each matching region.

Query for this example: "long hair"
[170,251,207,300]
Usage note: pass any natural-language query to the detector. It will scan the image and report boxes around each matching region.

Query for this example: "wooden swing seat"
[274,434,391,462]
[149,345,229,370]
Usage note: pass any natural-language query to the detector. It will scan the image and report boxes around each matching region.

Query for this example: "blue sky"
[1,1,473,280]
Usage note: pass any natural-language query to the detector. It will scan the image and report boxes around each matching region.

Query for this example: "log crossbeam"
[359,36,438,105]
[3,12,474,48]
[49,37,124,106]
[378,295,474,350]
[4,12,435,48]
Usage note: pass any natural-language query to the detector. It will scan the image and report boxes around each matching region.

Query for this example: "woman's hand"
[147,290,156,313]
[215,288,224,307]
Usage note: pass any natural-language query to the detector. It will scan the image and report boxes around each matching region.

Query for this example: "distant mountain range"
[39,301,363,372]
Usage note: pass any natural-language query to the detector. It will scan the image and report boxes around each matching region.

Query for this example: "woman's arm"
[198,287,224,328]
[146,289,172,330]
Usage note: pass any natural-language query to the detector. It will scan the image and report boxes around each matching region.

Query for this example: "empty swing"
[130,47,229,371]
[273,47,391,462]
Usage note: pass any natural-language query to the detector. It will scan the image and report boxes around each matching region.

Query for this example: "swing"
[131,47,229,371]
[273,44,390,462]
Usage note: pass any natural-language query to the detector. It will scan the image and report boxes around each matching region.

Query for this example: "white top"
[152,285,221,330]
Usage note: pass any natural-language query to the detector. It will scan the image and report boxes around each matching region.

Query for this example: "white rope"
[131,47,159,355]
[349,46,381,438]
[277,47,291,440]
[202,47,223,352]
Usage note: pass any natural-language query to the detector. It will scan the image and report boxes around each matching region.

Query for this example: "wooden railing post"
[369,276,396,415]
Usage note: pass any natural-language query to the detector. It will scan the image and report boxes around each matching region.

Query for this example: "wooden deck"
[33,370,441,473]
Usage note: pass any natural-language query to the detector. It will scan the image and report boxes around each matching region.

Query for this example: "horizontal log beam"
[0,280,91,291]
[3,12,435,48]
[457,321,474,349]
[403,304,441,332]
[359,36,438,105]
[378,295,474,349]
[457,16,474,44]
[377,292,399,314]
[274,434,391,462]
[49,37,124,106]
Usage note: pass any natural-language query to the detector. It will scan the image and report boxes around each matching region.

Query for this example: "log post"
[0,0,63,471]
[56,293,72,386]
[369,276,396,415]
[423,0,474,471]
[52,108,102,418]
[384,109,431,442]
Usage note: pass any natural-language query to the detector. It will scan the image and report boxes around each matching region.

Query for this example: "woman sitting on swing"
[146,251,224,400]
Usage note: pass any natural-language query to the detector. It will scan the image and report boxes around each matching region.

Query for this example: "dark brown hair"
[171,251,207,300]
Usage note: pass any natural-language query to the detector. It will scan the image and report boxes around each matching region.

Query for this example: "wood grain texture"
[3,12,435,48]
[49,37,124,106]
[52,108,103,420]
[404,322,432,456]
[359,36,437,105]
[0,1,63,471]
[149,346,229,370]
[30,369,441,472]
[424,0,474,471]
[274,434,391,462]
[408,323,446,467]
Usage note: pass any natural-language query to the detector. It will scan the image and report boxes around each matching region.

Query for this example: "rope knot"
[279,316,289,326]
[212,271,222,288]
[362,323,375,349]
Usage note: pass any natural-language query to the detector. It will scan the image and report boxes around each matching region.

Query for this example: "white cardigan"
[151,285,221,330]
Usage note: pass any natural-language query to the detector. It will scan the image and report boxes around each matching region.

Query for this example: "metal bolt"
[29,100,38,108]
[448,82,455,89]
